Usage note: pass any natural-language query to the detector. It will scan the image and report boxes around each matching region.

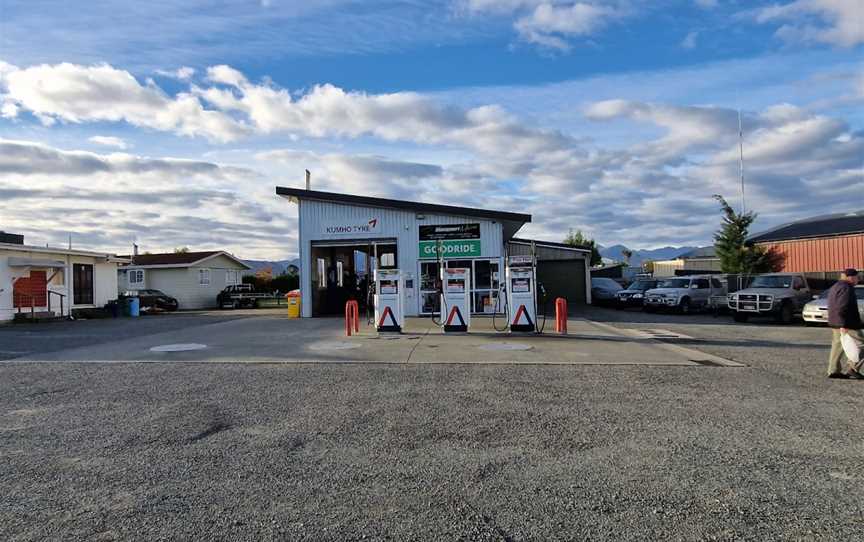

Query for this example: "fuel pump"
[373,268,403,333]
[505,255,537,333]
[441,267,471,333]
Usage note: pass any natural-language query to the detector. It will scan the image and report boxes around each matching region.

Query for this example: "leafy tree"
[621,248,633,265]
[713,195,783,274]
[564,229,602,266]
[173,246,190,254]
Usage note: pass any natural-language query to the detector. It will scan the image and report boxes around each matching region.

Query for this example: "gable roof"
[122,251,252,269]
[749,210,864,244]
[276,186,531,240]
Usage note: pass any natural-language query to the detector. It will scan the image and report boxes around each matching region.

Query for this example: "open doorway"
[310,240,397,316]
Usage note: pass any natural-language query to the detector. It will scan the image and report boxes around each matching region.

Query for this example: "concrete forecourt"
[1,309,861,540]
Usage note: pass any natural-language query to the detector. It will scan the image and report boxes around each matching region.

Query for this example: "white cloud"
[1,62,248,142]
[156,66,196,80]
[462,1,632,50]
[751,0,864,47]
[681,30,699,49]
[0,139,293,258]
[88,135,129,149]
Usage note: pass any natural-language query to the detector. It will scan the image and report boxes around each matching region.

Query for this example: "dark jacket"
[827,281,862,329]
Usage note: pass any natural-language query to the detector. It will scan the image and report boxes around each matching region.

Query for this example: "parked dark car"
[615,279,660,309]
[125,289,179,312]
[591,277,624,306]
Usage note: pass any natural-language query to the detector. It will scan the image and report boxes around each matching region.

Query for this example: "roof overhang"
[8,257,66,268]
[276,186,531,240]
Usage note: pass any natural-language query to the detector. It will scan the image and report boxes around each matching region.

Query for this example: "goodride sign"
[418,223,481,259]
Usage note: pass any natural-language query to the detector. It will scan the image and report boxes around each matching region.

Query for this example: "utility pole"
[738,108,746,215]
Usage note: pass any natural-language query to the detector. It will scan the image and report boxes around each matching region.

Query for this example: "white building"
[277,187,592,318]
[0,235,125,322]
[118,251,252,310]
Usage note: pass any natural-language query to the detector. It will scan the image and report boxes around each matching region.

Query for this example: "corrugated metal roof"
[749,210,864,244]
[121,251,251,269]
[679,246,716,259]
[276,186,531,224]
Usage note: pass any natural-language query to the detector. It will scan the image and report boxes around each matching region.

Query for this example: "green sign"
[419,239,481,259]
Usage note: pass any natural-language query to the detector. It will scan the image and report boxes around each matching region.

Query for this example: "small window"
[711,278,723,289]
[380,252,395,268]
[694,279,709,289]
[129,269,145,286]
[792,277,804,289]
[225,269,240,286]
[198,268,211,286]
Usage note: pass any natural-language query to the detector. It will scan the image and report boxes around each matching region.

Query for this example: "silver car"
[802,286,864,325]
[644,275,727,314]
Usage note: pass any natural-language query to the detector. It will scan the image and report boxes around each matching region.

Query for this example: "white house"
[1,235,126,322]
[118,251,252,310]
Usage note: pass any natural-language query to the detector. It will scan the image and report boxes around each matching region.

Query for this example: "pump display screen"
[380,280,398,295]
[447,279,466,293]
[511,278,531,293]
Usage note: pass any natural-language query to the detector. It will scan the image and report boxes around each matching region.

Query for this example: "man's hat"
[845,268,859,277]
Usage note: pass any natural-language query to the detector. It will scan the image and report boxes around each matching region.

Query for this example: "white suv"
[644,276,726,314]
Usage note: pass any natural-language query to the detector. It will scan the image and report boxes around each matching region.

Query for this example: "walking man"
[827,269,863,379]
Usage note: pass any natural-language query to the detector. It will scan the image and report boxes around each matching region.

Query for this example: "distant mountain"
[242,258,300,276]
[598,245,697,267]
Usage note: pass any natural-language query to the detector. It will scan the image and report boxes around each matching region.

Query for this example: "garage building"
[277,187,592,318]
[748,210,864,274]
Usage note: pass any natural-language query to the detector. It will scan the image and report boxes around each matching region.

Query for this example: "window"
[129,269,145,286]
[694,279,710,289]
[225,269,240,286]
[73,264,94,305]
[711,278,723,289]
[317,258,327,290]
[198,268,211,286]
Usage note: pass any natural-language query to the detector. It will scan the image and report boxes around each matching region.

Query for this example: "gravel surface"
[2,310,864,540]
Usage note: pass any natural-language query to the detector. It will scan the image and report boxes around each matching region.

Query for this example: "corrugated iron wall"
[759,233,864,273]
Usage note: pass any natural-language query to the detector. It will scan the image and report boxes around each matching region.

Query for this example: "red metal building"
[748,211,864,274]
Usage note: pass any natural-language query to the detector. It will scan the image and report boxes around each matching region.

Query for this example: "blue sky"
[1,0,862,258]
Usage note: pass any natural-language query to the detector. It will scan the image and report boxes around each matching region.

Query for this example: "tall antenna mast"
[738,108,746,215]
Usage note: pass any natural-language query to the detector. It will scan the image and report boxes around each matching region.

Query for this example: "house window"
[73,264,94,305]
[226,269,241,285]
[198,268,211,286]
[129,269,145,286]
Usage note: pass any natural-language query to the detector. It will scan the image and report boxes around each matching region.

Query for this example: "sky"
[0,0,862,259]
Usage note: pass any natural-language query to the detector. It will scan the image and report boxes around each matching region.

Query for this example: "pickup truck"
[727,273,811,324]
[216,284,271,309]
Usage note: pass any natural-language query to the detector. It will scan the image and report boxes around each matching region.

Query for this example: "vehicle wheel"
[775,301,794,325]
[679,297,691,315]
[232,300,241,310]
[733,313,749,323]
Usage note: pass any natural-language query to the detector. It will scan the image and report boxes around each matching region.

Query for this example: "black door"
[73,264,94,305]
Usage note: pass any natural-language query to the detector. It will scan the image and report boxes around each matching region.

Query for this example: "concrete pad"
[7,313,740,367]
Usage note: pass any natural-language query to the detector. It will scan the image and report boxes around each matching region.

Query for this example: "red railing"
[555,297,568,334]
[345,300,360,336]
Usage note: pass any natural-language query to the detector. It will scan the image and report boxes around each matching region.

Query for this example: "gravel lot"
[2,309,863,540]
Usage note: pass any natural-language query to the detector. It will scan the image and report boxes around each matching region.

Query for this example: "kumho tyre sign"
[419,240,481,259]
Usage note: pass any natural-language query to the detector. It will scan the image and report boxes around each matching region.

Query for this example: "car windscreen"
[658,279,689,288]
[627,281,656,291]
[749,276,793,288]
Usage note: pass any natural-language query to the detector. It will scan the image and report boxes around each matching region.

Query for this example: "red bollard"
[345,300,359,336]
[555,298,568,334]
